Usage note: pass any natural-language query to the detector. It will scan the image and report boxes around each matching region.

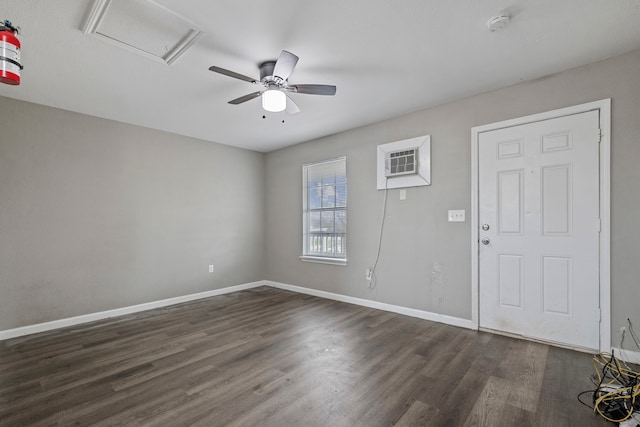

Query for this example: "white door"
[478,110,601,350]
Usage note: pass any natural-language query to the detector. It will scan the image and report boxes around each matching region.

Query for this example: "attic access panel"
[83,0,205,65]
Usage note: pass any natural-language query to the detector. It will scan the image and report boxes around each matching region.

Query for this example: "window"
[301,157,347,265]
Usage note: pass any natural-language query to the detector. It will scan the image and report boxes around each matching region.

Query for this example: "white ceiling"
[1,0,640,152]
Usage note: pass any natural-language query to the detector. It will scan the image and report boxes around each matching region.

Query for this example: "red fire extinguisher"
[0,20,22,85]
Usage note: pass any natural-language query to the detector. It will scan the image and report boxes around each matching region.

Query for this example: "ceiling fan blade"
[285,95,301,115]
[209,66,257,84]
[228,91,262,105]
[293,84,337,96]
[273,50,299,81]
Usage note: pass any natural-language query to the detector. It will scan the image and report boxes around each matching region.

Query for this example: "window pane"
[322,170,336,186]
[335,210,346,233]
[321,210,335,233]
[309,211,321,232]
[306,168,323,187]
[309,186,322,209]
[322,185,336,208]
[335,183,346,208]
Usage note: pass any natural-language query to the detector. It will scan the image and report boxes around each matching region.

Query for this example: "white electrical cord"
[628,318,640,351]
[368,177,389,290]
[616,318,640,371]
[618,327,634,371]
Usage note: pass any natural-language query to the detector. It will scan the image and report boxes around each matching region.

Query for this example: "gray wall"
[0,98,265,330]
[265,49,640,345]
[2,49,639,352]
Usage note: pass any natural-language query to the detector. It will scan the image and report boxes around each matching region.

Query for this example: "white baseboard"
[1,279,476,342]
[4,278,629,360]
[0,281,267,341]
[265,281,476,330]
[611,347,640,365]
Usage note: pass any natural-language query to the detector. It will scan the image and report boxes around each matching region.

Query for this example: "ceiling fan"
[208,50,337,114]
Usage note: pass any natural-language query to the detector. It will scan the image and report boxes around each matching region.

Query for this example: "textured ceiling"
[1,0,640,152]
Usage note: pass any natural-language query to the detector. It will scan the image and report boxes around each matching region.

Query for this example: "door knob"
[481,238,490,245]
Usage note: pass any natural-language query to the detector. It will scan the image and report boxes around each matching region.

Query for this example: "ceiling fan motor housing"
[259,61,276,82]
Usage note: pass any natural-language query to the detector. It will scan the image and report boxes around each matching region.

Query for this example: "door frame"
[470,99,611,352]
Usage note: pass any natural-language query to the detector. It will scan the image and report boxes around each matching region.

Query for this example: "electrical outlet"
[208,264,214,273]
[366,268,373,281]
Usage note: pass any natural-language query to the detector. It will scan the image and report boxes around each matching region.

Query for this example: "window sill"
[299,256,347,266]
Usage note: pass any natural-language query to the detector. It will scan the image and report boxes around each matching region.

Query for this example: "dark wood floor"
[0,287,611,426]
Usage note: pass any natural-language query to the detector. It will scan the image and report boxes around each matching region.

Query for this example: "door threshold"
[479,327,598,354]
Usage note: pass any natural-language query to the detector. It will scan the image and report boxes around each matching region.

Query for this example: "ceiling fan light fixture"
[262,89,286,112]
[209,50,336,115]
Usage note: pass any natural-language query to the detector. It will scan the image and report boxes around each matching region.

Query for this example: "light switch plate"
[448,210,465,222]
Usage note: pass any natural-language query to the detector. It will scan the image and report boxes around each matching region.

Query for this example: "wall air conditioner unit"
[385,147,419,177]
[377,135,431,190]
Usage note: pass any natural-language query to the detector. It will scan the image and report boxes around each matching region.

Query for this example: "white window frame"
[300,157,347,266]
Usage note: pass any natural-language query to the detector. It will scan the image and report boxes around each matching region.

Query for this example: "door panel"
[542,256,571,315]
[479,110,600,350]
[542,165,571,235]
[498,170,523,234]
[498,254,523,308]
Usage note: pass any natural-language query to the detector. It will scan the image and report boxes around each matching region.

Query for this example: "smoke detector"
[487,15,511,32]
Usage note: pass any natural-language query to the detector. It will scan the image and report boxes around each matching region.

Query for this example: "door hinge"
[596,218,601,232]
[597,129,602,143]
[597,308,602,323]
